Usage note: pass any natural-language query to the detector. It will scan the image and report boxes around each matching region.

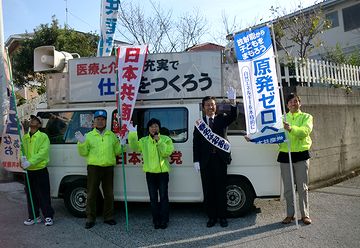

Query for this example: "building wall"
[277,0,360,59]
[293,86,360,184]
[315,0,360,58]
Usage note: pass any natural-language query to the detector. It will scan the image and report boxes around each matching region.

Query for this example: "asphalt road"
[0,176,359,248]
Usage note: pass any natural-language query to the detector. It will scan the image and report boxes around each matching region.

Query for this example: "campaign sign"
[234,26,285,144]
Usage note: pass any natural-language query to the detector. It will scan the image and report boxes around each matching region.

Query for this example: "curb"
[309,168,360,190]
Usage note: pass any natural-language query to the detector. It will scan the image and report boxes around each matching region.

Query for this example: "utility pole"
[65,0,68,28]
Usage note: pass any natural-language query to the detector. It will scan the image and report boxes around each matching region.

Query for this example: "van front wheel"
[226,177,255,218]
[64,180,87,218]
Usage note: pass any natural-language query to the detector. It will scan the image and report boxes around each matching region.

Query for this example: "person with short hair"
[278,93,313,225]
[21,114,54,226]
[76,110,122,229]
[128,118,174,229]
[193,87,237,228]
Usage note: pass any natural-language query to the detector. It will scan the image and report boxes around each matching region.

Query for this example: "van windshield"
[112,107,188,143]
[37,110,101,144]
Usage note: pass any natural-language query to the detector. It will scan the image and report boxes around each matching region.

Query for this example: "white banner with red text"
[116,45,148,143]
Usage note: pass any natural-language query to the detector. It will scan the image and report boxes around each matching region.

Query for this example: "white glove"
[128,123,137,132]
[226,86,236,100]
[21,156,27,164]
[193,162,200,173]
[117,135,127,145]
[120,139,127,146]
[75,131,85,143]
[21,157,31,169]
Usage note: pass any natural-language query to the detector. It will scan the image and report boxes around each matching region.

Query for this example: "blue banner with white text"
[234,26,285,144]
[97,0,120,57]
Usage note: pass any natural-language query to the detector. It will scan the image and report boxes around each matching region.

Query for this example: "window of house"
[37,110,99,144]
[325,11,339,28]
[112,107,188,143]
[343,3,360,31]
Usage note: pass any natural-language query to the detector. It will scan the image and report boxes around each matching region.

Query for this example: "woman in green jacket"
[278,93,313,225]
[128,118,174,229]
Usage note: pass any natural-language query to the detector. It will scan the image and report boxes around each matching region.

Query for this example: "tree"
[270,2,330,60]
[117,0,207,53]
[11,17,98,91]
[322,43,360,66]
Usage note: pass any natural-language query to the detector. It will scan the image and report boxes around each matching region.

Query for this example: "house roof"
[185,42,225,52]
[5,33,34,54]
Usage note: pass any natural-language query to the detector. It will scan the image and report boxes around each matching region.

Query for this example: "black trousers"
[86,165,114,222]
[200,153,227,219]
[146,172,169,225]
[25,167,54,219]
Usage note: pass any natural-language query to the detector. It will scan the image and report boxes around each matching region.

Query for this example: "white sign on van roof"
[68,51,222,102]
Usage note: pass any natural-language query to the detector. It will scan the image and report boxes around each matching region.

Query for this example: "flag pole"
[270,22,299,228]
[3,48,38,224]
[115,48,129,231]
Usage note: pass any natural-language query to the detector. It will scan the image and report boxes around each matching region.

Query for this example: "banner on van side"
[234,26,285,144]
[68,51,221,102]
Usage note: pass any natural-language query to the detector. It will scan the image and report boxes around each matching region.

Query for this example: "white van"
[35,99,280,218]
[33,47,281,218]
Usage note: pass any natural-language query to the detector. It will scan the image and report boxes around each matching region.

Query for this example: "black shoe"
[104,219,117,225]
[206,219,217,228]
[219,218,228,227]
[154,222,160,229]
[85,221,95,229]
[160,223,168,229]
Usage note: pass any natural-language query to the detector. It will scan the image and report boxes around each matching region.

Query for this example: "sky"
[2,0,317,44]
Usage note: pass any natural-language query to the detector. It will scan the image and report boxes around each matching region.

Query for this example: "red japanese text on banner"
[116,45,148,143]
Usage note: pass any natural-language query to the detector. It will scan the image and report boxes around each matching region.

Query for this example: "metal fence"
[281,57,360,87]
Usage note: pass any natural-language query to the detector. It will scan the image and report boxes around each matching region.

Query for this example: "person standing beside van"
[75,110,122,229]
[128,118,174,229]
[21,114,55,226]
[278,93,313,225]
[193,87,237,228]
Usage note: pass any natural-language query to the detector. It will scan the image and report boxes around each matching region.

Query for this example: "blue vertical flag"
[234,26,285,144]
[97,0,120,57]
[0,49,23,172]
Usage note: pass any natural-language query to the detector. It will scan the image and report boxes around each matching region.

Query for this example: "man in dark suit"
[193,87,237,228]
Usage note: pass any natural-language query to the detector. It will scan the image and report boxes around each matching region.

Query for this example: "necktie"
[209,117,214,129]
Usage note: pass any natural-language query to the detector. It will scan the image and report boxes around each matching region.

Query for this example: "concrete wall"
[290,86,360,184]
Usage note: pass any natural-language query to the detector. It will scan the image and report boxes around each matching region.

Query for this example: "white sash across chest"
[195,118,231,153]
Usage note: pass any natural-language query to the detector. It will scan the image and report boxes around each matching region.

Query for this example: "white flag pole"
[270,22,299,228]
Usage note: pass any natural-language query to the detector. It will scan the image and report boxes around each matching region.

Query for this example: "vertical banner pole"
[116,44,148,231]
[270,23,299,228]
[3,49,38,223]
[115,48,129,231]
